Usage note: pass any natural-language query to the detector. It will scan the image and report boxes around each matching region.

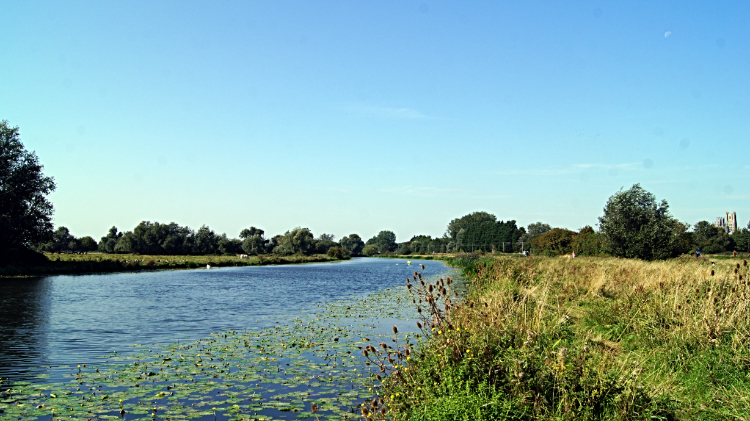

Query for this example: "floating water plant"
[0,267,457,420]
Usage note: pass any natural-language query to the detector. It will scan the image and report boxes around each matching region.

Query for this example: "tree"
[0,120,56,251]
[79,236,98,252]
[240,227,264,239]
[531,228,576,256]
[274,227,315,255]
[362,244,379,256]
[693,221,732,254]
[99,226,122,253]
[732,222,750,253]
[316,233,335,242]
[599,184,686,260]
[340,234,364,256]
[372,230,397,253]
[445,211,496,240]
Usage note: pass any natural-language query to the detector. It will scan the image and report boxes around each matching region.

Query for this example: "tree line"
[2,119,746,263]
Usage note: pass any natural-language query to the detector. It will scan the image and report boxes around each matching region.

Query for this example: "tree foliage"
[445,211,496,240]
[0,120,56,251]
[274,227,315,255]
[366,230,397,253]
[340,234,364,256]
[599,184,689,260]
[693,221,732,254]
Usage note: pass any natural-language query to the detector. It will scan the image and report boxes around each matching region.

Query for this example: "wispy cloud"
[379,186,462,197]
[346,104,431,119]
[490,162,644,177]
[472,194,512,199]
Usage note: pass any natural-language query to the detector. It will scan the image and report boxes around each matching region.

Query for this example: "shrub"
[531,228,576,256]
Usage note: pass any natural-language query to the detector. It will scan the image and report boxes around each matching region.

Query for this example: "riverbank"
[0,252,350,277]
[379,255,750,420]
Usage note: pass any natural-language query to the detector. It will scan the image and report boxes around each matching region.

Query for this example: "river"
[0,257,455,420]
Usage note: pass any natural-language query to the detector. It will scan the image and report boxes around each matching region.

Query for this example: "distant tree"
[313,239,338,254]
[326,246,350,259]
[570,226,606,256]
[397,243,412,255]
[193,225,219,255]
[114,232,135,253]
[362,244,379,256]
[218,234,243,255]
[373,230,397,253]
[693,221,732,254]
[317,233,335,242]
[446,211,496,240]
[240,227,265,239]
[79,236,98,252]
[0,120,56,252]
[461,220,521,252]
[531,228,577,256]
[599,184,686,260]
[340,234,364,256]
[242,234,267,255]
[274,227,315,255]
[732,223,750,253]
[99,226,122,253]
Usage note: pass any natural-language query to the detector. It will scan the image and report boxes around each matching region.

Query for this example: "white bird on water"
[206,264,211,269]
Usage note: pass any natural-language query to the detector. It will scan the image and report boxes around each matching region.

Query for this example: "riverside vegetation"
[0,252,350,277]
[364,255,750,420]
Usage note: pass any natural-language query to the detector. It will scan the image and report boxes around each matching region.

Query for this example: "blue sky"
[2,1,748,242]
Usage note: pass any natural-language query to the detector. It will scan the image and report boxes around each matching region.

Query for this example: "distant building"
[715,211,738,234]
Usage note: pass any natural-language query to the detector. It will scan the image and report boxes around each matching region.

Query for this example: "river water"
[0,257,454,420]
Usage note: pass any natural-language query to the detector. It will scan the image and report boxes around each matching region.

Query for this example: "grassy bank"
[375,255,750,420]
[0,253,349,277]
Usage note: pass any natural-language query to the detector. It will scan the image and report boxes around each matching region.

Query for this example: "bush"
[326,247,350,259]
[362,244,379,256]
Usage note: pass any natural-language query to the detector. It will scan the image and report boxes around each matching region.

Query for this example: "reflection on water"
[0,257,451,385]
[0,278,51,379]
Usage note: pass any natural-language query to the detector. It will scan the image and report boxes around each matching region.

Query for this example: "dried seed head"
[417,307,422,313]
[361,407,369,416]
[376,374,382,380]
[392,326,398,335]
[417,321,423,329]
[371,398,378,408]
[363,349,368,357]
[711,269,715,276]
[421,264,425,270]
[311,403,318,413]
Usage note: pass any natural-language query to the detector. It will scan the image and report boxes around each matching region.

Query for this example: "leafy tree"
[326,247,350,259]
[0,120,56,251]
[274,227,315,255]
[570,226,606,256]
[313,239,338,254]
[531,228,576,256]
[461,220,521,252]
[340,234,364,256]
[373,230,397,253]
[114,232,135,253]
[398,243,412,255]
[193,225,219,255]
[693,221,732,254]
[362,244,379,256]
[240,227,265,239]
[316,233,335,242]
[218,234,243,255]
[99,226,122,253]
[599,184,686,260]
[79,236,98,252]
[445,211,496,240]
[732,223,750,253]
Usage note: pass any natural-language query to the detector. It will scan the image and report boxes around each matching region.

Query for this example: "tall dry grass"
[373,256,750,420]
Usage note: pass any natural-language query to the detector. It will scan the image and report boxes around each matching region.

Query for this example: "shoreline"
[0,253,350,278]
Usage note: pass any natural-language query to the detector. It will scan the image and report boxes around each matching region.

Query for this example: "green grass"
[0,252,349,277]
[373,255,750,420]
